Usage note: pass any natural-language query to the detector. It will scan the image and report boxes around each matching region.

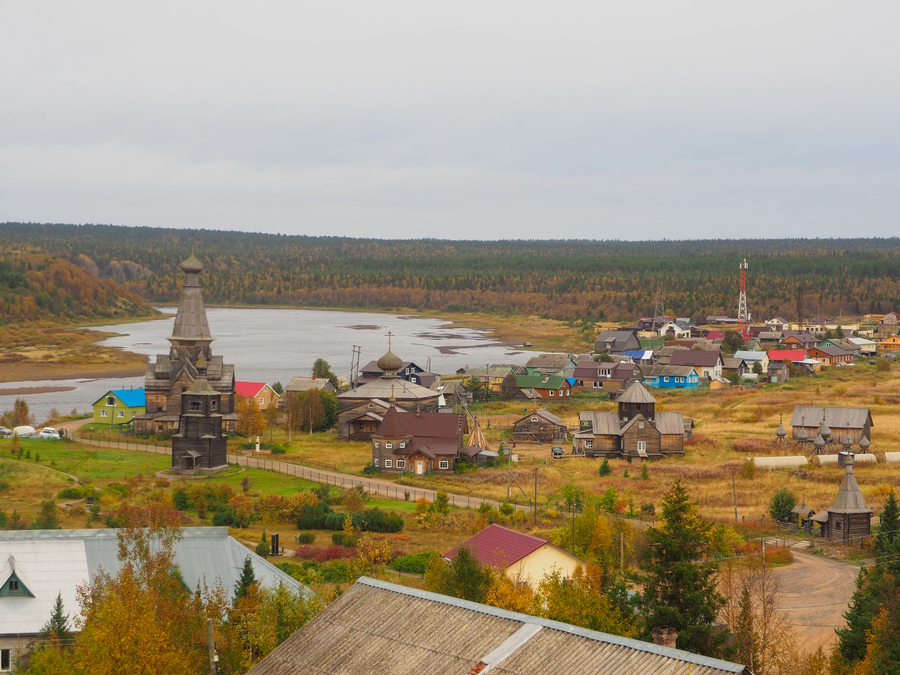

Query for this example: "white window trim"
[397,458,406,469]
[399,441,406,448]
[385,442,393,449]
[637,441,647,451]
[100,409,108,417]
[259,397,265,405]
[374,458,379,466]
[549,390,554,396]
[439,459,449,469]
[117,410,124,418]
[584,440,593,449]
[385,458,392,468]
[106,396,115,406]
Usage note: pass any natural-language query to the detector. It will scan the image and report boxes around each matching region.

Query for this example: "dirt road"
[774,550,860,654]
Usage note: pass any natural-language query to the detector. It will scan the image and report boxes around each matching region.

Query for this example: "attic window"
[639,421,645,429]
[106,396,115,406]
[385,442,393,449]
[368,403,375,409]
[531,417,538,422]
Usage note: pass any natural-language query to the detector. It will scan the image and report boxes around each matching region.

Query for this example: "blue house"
[641,365,700,389]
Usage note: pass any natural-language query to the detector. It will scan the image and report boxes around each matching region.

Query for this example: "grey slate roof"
[245,577,748,675]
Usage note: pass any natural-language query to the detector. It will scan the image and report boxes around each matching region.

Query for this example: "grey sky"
[2,2,898,240]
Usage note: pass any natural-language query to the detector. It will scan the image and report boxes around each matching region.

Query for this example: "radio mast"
[737,259,750,339]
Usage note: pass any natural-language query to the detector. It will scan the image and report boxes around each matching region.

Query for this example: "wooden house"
[722,357,750,379]
[668,349,723,380]
[593,330,641,355]
[810,455,873,543]
[640,364,700,389]
[511,409,568,443]
[284,376,340,401]
[357,359,426,384]
[337,399,391,441]
[371,405,470,475]
[572,360,641,393]
[235,381,280,411]
[525,354,576,376]
[807,345,853,367]
[780,332,820,350]
[734,350,769,371]
[444,524,585,588]
[512,374,573,401]
[338,348,440,413]
[767,361,791,384]
[878,335,900,353]
[573,382,687,459]
[91,388,146,425]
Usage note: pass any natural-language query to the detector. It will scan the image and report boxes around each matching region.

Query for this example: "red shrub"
[293,545,357,562]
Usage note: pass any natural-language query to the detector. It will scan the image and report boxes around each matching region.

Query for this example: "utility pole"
[206,619,216,675]
[533,467,537,528]
[732,468,738,520]
[620,532,624,571]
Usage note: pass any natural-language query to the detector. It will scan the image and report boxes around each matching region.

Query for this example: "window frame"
[117,410,125,418]
[396,458,406,469]
[637,441,647,451]
[106,396,115,406]
[584,439,593,449]
[385,458,392,468]
[385,442,393,449]
[439,459,449,470]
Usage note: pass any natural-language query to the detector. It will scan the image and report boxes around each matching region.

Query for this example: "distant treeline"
[0,251,156,325]
[3,222,900,323]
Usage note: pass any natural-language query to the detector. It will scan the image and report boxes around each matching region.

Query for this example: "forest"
[3,222,900,323]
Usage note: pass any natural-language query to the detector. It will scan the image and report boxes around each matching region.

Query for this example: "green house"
[91,388,146,425]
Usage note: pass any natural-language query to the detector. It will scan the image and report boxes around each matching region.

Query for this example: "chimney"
[652,627,677,649]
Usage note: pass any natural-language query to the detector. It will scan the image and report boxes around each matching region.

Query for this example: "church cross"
[385,331,394,351]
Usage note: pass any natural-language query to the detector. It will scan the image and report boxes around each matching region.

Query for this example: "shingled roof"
[617,381,657,404]
[245,577,750,675]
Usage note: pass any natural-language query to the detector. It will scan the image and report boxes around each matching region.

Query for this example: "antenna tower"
[737,259,750,339]
[652,286,666,331]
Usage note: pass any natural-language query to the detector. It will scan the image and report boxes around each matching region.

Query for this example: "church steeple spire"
[169,251,214,345]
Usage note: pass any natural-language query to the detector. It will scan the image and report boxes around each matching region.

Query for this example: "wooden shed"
[511,409,568,444]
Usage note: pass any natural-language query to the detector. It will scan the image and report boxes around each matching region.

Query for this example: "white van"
[12,425,36,438]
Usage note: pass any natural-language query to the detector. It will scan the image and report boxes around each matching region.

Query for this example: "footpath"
[61,420,526,514]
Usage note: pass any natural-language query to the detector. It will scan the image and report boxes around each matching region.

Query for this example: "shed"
[511,409,568,444]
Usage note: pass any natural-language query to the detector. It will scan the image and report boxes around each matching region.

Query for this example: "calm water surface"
[1,307,534,424]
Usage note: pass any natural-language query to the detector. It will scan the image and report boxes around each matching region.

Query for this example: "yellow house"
[879,335,900,354]
[444,524,585,588]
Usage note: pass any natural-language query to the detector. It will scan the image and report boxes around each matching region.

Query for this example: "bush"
[212,506,236,527]
[876,357,891,372]
[499,502,515,517]
[57,487,83,500]
[270,444,287,455]
[389,552,436,575]
[293,544,356,562]
[361,463,381,475]
[296,532,315,544]
[641,502,655,516]
[172,488,191,511]
[331,532,345,546]
[256,531,269,557]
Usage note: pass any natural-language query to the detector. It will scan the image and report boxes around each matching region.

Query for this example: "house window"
[9,580,18,592]
[211,400,217,410]
[375,441,380,449]
[397,459,406,469]
[106,396,115,406]
[439,459,449,470]
[584,440,593,449]
[190,401,201,411]
[664,377,669,382]
[638,421,645,429]
[531,417,539,422]
[385,458,392,468]
[1,648,10,671]
[374,458,379,466]
[100,410,108,417]
[549,390,554,396]
[117,410,125,418]
[259,397,265,405]
[637,441,647,451]
[399,441,406,448]
[263,385,268,392]
[385,442,393,449]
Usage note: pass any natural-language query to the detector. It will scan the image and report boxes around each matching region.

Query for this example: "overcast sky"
[2,2,898,240]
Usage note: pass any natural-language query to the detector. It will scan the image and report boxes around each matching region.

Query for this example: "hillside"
[3,222,900,322]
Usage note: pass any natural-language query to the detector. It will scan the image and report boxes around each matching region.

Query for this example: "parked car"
[0,426,12,438]
[551,446,564,458]
[12,425,36,438]
[38,427,60,440]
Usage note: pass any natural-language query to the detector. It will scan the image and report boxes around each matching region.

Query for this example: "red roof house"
[235,381,280,411]
[444,524,584,587]
[767,349,808,363]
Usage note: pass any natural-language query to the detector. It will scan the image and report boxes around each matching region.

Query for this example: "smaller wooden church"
[170,355,229,474]
[810,453,873,543]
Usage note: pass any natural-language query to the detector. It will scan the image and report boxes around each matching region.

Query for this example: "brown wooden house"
[810,455,873,543]
[511,409,568,444]
[371,405,471,475]
[791,406,873,446]
[807,345,853,367]
[573,381,687,459]
[338,399,392,441]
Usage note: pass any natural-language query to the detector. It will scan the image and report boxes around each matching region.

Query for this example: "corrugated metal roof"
[790,406,872,430]
[0,527,310,637]
[245,577,749,675]
[444,524,549,568]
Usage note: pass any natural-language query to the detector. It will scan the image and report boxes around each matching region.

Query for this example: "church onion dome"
[842,431,853,448]
[796,427,809,442]
[181,253,204,274]
[860,435,871,449]
[377,349,403,374]
[818,417,832,440]
[775,424,787,438]
[813,433,826,449]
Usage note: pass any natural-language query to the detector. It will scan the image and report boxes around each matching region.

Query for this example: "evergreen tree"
[35,498,61,529]
[767,487,795,523]
[733,587,758,672]
[234,556,258,602]
[424,546,493,604]
[39,592,72,646]
[640,479,727,657]
[874,489,900,559]
[599,458,611,477]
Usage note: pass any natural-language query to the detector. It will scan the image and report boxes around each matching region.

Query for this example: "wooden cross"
[385,331,394,351]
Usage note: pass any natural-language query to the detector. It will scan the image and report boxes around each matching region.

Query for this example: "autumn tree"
[500,372,518,400]
[283,393,303,442]
[0,398,35,428]
[236,396,266,440]
[298,389,324,434]
[539,566,640,638]
[640,478,727,657]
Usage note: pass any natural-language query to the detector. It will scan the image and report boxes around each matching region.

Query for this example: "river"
[0,307,535,424]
